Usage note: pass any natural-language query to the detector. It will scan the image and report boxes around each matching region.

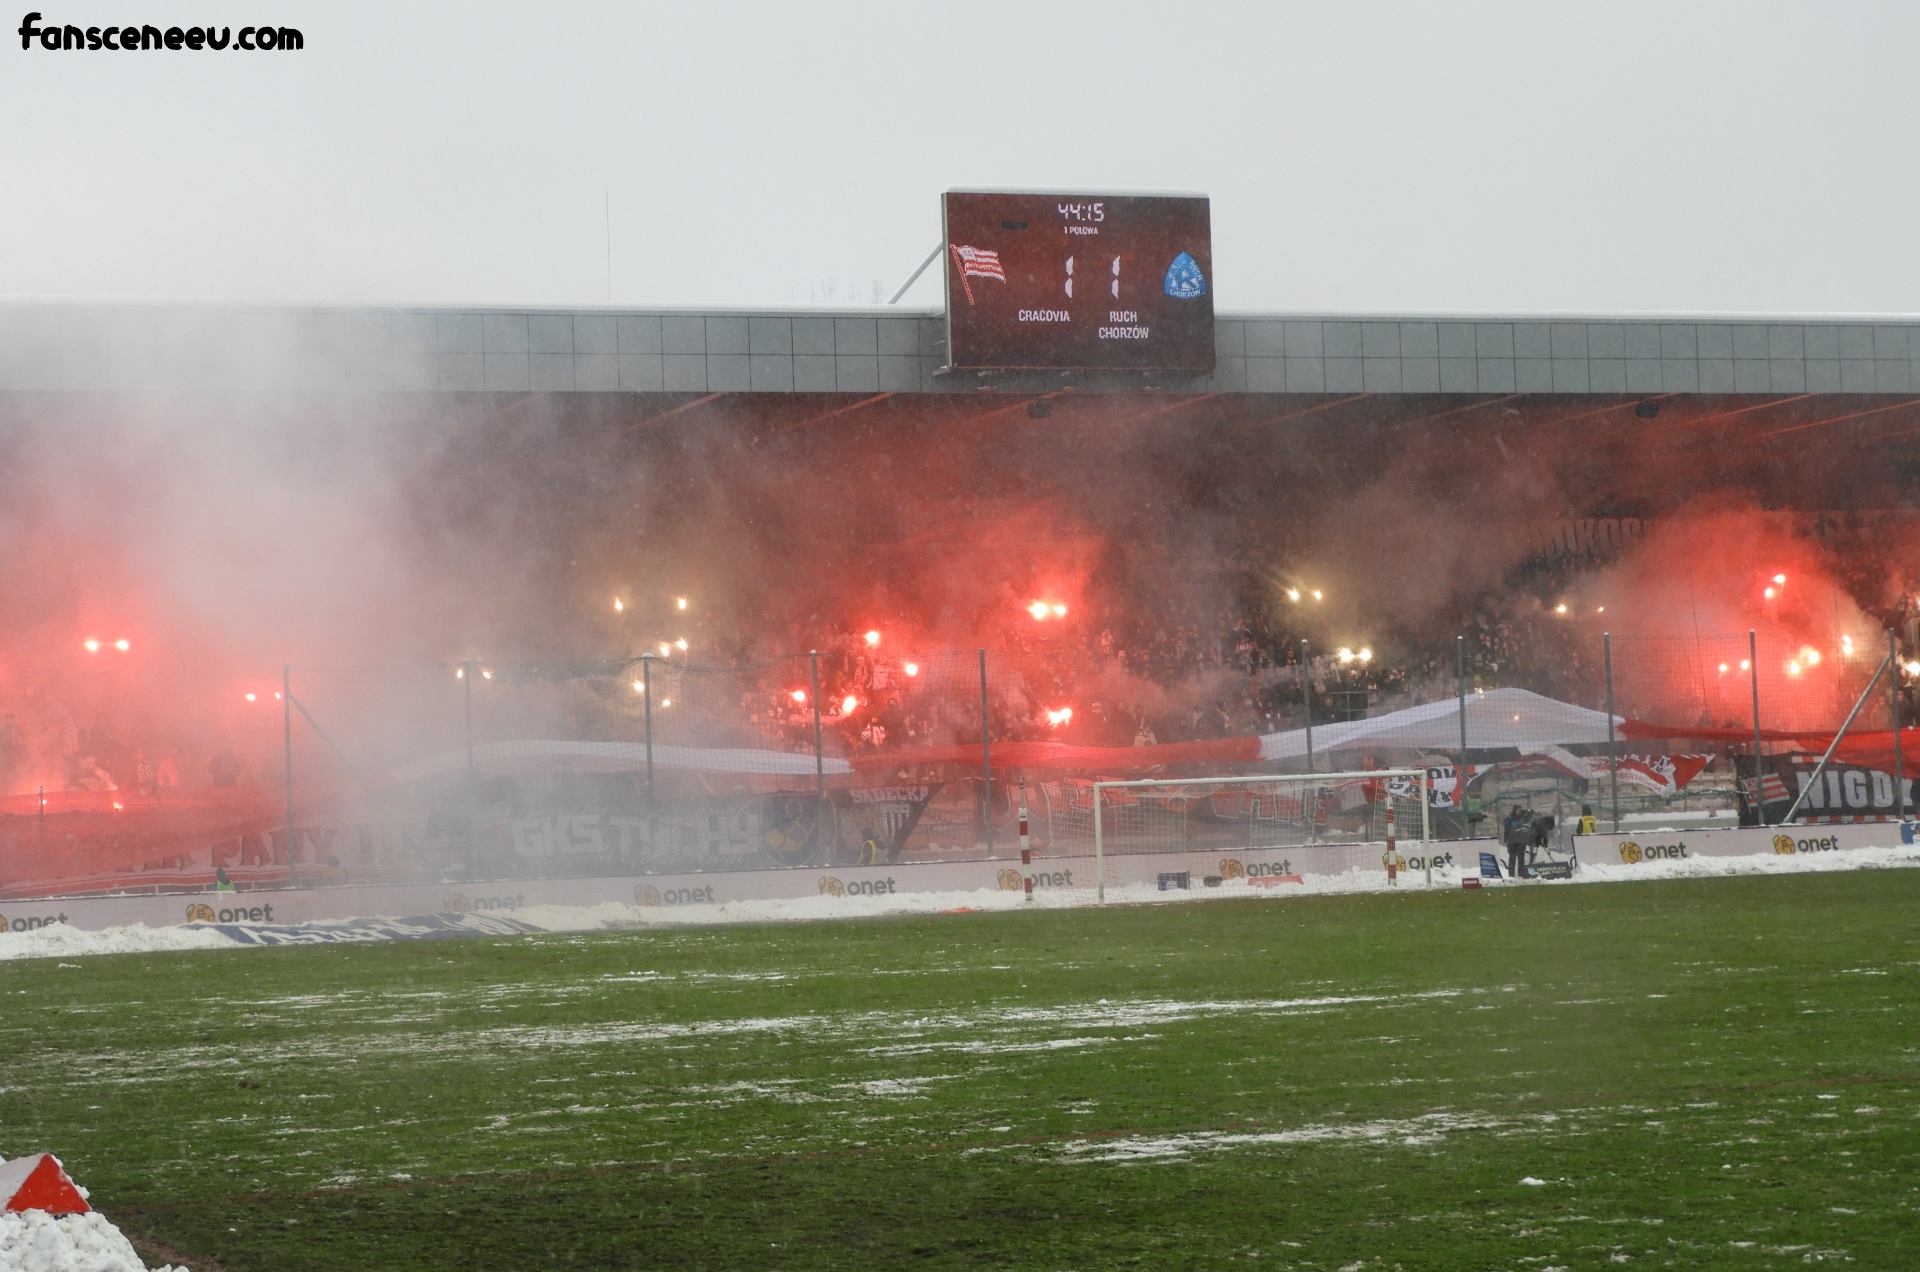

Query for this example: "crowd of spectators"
[662,559,1621,760]
[4,547,1805,791]
[0,695,254,801]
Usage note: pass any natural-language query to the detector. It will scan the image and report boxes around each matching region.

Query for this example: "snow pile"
[0,922,239,963]
[514,880,1339,932]
[4,842,1917,957]
[0,1209,182,1272]
[513,888,1045,933]
[1574,843,1920,884]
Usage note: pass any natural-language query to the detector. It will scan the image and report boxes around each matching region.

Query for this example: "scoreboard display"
[942,190,1214,372]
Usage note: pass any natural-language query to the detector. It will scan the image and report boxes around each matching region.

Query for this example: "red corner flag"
[0,1153,91,1214]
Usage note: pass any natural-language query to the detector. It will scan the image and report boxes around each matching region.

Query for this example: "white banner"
[0,840,1458,933]
[1574,821,1910,866]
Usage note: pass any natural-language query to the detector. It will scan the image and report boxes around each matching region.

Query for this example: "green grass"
[3,872,1919,1271]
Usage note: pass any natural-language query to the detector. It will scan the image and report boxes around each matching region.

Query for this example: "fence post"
[464,661,475,774]
[283,664,297,887]
[1778,649,1895,825]
[1893,629,1906,820]
[980,648,994,857]
[287,688,432,872]
[1093,780,1106,905]
[463,660,476,881]
[1301,640,1314,774]
[1455,635,1468,839]
[1603,633,1619,833]
[809,650,824,804]
[1749,629,1765,826]
[1420,773,1433,885]
[641,653,655,808]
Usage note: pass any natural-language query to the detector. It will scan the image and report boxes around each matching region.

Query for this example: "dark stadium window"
[1896,462,1920,504]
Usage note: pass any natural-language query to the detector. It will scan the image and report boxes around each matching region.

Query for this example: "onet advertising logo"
[1773,833,1840,855]
[818,876,899,897]
[0,910,69,932]
[18,12,304,52]
[1222,857,1300,880]
[442,893,528,913]
[1618,840,1689,864]
[635,884,717,907]
[185,902,277,923]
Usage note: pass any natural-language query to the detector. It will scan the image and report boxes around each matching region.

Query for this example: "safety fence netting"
[4,627,1912,898]
[1600,633,1905,828]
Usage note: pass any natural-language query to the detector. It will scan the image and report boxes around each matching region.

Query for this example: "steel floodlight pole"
[1093,780,1106,906]
[1750,630,1766,826]
[1300,640,1316,844]
[1455,635,1469,839]
[809,650,824,803]
[641,653,655,808]
[1891,629,1906,820]
[463,660,477,881]
[1603,633,1620,833]
[980,649,994,857]
[283,664,297,887]
[806,649,826,862]
[1777,648,1895,826]
[463,661,475,773]
[1301,640,1314,773]
[287,689,431,869]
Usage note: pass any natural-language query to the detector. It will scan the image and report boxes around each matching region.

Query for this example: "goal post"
[1082,770,1434,904]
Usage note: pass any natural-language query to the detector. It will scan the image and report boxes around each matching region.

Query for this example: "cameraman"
[1503,804,1532,879]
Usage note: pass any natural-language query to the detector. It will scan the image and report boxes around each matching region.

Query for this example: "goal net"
[1021,770,1433,906]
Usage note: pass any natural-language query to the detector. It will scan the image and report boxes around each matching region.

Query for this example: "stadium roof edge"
[4,302,1920,396]
[5,300,1920,322]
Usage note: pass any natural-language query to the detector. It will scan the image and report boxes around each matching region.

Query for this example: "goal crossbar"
[1091,769,1434,904]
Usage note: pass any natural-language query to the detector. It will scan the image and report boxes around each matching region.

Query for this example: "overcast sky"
[3,2,1916,315]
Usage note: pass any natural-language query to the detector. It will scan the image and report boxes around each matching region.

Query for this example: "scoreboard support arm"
[888,242,946,306]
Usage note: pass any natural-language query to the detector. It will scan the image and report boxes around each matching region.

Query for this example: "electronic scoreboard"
[942,190,1213,372]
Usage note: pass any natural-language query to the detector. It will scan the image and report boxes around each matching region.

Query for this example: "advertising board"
[1575,821,1908,865]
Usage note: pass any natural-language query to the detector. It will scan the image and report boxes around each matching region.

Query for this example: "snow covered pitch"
[2,866,1916,1269]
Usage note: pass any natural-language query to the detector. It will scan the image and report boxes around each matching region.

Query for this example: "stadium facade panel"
[1,305,1917,396]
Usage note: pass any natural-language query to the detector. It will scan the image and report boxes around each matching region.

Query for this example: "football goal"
[1023,770,1433,905]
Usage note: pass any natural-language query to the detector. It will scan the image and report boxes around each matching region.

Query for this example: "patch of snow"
[457,846,1920,935]
[1052,1111,1526,1162]
[0,1208,185,1272]
[880,1036,1115,1057]
[840,1076,956,1097]
[1575,844,1920,885]
[12,842,1916,965]
[0,923,239,963]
